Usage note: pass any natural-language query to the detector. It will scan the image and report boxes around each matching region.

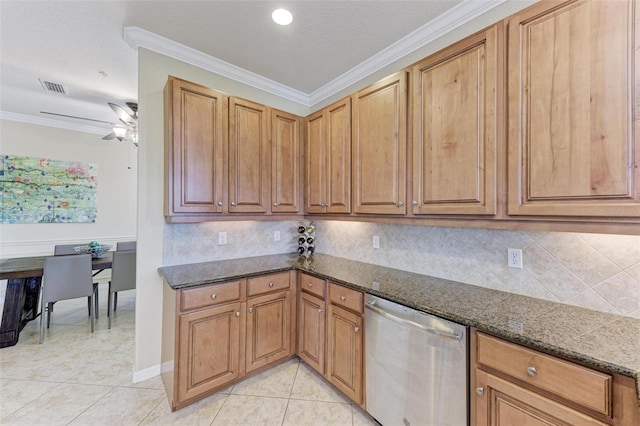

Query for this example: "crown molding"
[123,26,310,106]
[124,1,505,109]
[0,111,107,135]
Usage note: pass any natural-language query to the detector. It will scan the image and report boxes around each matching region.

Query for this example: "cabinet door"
[507,0,640,219]
[177,302,241,403]
[412,25,500,215]
[298,292,325,375]
[246,290,292,373]
[326,304,363,404]
[352,72,407,215]
[165,77,226,215]
[271,109,301,213]
[475,369,607,426]
[305,109,327,213]
[229,97,269,213]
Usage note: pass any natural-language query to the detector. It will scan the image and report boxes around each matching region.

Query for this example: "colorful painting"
[0,155,97,224]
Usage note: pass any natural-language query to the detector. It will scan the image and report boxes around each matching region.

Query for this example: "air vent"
[39,79,67,95]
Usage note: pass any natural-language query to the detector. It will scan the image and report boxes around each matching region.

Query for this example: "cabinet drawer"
[180,281,242,312]
[477,332,612,416]
[299,273,325,299]
[247,272,290,297]
[328,282,363,314]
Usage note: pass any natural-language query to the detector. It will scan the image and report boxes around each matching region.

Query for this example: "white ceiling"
[0,0,504,136]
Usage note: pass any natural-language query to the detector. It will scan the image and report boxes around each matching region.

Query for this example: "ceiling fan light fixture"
[272,8,292,26]
[113,127,127,141]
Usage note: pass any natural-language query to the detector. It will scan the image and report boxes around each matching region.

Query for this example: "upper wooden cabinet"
[507,0,640,220]
[165,77,227,216]
[228,97,270,214]
[412,24,501,216]
[271,109,301,214]
[305,97,351,214]
[352,71,408,215]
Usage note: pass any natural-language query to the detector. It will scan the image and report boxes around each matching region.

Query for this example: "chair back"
[116,241,136,251]
[42,254,94,303]
[111,250,136,292]
[54,244,82,255]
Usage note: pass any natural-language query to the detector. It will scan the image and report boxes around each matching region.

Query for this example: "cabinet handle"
[411,200,418,206]
[476,387,484,396]
[323,203,329,207]
[397,201,404,207]
[527,366,537,377]
[273,202,278,207]
[249,307,253,313]
[217,201,223,206]
[269,282,274,287]
[318,309,323,313]
[211,294,217,300]
[235,311,240,317]
[230,202,236,206]
[354,327,360,332]
[307,283,313,288]
[340,296,346,301]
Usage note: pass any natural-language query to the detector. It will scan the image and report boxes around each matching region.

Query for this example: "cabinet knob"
[318,309,323,314]
[397,201,404,207]
[411,200,418,206]
[476,387,484,396]
[211,294,217,300]
[307,282,313,287]
[354,327,360,333]
[527,366,537,377]
[273,202,278,207]
[249,307,254,313]
[323,203,329,207]
[340,296,346,301]
[235,311,240,317]
[269,282,274,287]
[230,202,236,206]
[217,201,223,206]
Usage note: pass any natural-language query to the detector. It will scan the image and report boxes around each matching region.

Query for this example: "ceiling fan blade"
[102,132,116,140]
[41,111,114,125]
[108,102,136,126]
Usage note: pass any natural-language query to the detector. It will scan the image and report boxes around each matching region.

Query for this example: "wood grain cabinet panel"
[165,77,227,216]
[326,303,363,404]
[352,72,407,215]
[507,0,640,219]
[305,97,352,214]
[412,25,500,215]
[229,97,269,213]
[271,109,301,213]
[298,291,325,375]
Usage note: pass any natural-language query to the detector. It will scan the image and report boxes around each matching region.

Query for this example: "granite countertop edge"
[158,253,640,407]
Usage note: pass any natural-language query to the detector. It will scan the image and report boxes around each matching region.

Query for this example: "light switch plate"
[218,232,227,245]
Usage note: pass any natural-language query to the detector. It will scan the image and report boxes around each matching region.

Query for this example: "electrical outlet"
[507,248,523,268]
[218,232,227,245]
[373,235,380,249]
[274,231,281,241]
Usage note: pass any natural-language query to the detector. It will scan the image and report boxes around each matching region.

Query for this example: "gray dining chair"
[116,241,136,251]
[54,244,99,318]
[40,254,95,343]
[108,250,136,329]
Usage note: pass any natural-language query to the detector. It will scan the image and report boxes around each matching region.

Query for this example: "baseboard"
[132,363,161,384]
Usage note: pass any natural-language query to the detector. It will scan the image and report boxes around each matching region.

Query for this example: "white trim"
[123,0,505,108]
[132,363,161,384]
[0,111,108,135]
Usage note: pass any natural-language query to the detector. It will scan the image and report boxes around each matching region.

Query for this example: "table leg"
[0,276,42,348]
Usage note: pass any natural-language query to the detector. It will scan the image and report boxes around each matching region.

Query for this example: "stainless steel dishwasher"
[365,295,468,426]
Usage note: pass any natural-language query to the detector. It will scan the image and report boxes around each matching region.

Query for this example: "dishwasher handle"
[365,301,463,342]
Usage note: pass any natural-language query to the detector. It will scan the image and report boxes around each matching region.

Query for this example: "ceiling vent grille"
[39,79,67,95]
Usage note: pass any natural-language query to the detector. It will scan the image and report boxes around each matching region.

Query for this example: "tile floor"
[0,286,379,425]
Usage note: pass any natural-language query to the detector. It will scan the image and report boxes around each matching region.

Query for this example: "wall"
[0,119,137,257]
[315,221,640,319]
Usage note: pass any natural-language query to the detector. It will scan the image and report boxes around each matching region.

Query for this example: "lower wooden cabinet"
[298,291,325,375]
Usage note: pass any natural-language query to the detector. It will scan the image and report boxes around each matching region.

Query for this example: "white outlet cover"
[507,248,523,269]
[373,235,380,249]
[218,232,227,245]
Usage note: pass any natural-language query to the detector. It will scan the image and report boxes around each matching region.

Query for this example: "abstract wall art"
[0,154,97,224]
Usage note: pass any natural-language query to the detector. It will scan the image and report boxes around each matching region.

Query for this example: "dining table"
[0,252,113,348]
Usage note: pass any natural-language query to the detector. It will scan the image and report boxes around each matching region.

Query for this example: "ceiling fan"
[40,101,138,146]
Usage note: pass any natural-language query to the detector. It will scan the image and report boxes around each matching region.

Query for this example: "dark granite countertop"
[158,252,640,408]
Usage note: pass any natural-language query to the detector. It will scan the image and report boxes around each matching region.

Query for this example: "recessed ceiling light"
[272,8,293,26]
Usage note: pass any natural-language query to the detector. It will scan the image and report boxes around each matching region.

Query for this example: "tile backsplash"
[163,220,640,319]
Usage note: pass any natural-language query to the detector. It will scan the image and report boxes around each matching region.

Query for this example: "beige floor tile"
[141,391,227,425]
[290,363,351,403]
[2,382,111,425]
[68,386,165,425]
[118,373,165,389]
[282,399,353,426]
[231,358,299,398]
[0,379,59,418]
[353,404,379,425]
[211,394,288,426]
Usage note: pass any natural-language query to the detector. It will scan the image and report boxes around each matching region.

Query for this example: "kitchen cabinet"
[228,96,270,214]
[326,282,364,405]
[412,24,501,216]
[305,97,352,214]
[271,109,301,214]
[245,273,294,373]
[352,71,407,215]
[297,273,326,374]
[472,331,640,426]
[164,76,227,216]
[507,0,640,220]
